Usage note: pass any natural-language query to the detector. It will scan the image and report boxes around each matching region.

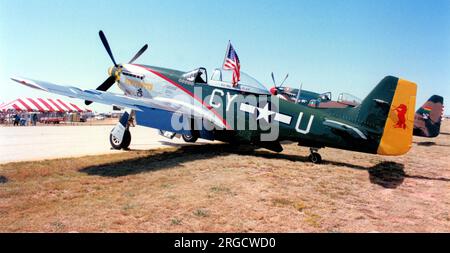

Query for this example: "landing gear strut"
[110,110,134,150]
[308,147,322,164]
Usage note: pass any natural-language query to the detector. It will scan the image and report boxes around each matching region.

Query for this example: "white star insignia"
[256,103,275,122]
[239,103,292,125]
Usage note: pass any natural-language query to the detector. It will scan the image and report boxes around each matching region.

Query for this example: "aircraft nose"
[270,87,278,95]
[108,66,122,81]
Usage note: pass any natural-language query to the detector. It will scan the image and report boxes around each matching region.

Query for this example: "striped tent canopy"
[0,98,91,112]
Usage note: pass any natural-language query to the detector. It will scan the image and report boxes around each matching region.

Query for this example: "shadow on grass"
[80,144,246,177]
[79,143,450,188]
[367,162,406,189]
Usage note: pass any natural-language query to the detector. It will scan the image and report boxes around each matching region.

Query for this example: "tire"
[182,133,198,143]
[308,153,322,164]
[110,129,131,150]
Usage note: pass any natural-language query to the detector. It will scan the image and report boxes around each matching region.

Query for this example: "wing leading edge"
[10,76,230,130]
[10,77,165,111]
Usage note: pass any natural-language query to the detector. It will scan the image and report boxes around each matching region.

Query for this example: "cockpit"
[180,68,270,95]
[210,68,270,94]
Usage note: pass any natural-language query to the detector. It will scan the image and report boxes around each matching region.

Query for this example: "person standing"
[13,114,20,126]
[32,113,38,126]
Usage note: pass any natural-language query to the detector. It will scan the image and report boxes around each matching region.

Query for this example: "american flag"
[223,41,240,86]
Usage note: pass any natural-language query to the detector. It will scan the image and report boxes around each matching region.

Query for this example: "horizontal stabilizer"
[323,119,367,140]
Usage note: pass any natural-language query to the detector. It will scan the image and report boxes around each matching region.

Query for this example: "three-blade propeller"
[271,72,289,88]
[271,72,289,90]
[85,31,148,105]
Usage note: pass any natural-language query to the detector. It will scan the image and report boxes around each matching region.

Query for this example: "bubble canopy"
[209,68,270,95]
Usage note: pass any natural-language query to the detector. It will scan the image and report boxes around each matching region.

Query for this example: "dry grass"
[1,122,450,232]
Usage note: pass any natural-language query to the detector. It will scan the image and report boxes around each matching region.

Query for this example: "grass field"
[0,122,449,232]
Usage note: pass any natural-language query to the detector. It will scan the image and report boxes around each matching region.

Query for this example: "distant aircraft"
[413,95,444,138]
[11,30,417,163]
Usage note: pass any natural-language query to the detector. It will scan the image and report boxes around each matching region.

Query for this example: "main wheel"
[308,153,322,164]
[110,129,131,150]
[182,133,198,143]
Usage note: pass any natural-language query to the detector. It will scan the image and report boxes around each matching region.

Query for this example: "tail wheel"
[308,153,322,164]
[110,129,131,150]
[182,133,198,143]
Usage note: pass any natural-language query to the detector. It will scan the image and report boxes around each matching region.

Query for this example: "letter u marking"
[295,112,314,134]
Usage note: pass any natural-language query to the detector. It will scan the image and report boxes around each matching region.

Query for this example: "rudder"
[377,79,417,155]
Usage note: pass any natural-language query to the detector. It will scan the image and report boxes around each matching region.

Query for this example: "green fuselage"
[146,65,392,154]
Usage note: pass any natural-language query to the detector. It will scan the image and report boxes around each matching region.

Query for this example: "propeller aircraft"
[11,31,418,163]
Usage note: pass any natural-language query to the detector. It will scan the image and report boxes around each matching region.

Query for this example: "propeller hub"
[270,86,278,95]
[108,66,121,81]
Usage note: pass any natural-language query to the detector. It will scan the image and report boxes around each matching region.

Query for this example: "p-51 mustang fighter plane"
[11,31,417,163]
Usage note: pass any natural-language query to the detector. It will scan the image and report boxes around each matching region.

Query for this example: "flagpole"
[222,40,231,69]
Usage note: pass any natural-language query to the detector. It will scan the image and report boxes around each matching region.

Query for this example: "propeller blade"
[96,75,117,91]
[85,76,117,105]
[271,72,276,86]
[99,30,117,67]
[279,73,289,88]
[129,44,148,64]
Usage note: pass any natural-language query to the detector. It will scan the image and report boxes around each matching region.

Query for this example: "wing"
[11,76,230,130]
[11,77,165,111]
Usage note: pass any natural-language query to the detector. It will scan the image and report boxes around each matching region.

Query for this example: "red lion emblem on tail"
[393,104,408,129]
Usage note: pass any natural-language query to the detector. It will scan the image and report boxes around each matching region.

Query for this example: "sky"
[1,0,449,114]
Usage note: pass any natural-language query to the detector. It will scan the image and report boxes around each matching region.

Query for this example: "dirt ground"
[0,122,449,232]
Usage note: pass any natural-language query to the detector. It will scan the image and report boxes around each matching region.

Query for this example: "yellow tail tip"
[377,79,417,156]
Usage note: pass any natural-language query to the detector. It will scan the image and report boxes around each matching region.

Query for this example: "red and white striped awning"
[0,98,91,112]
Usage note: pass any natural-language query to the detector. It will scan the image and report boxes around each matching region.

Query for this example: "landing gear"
[109,110,133,150]
[182,133,198,143]
[308,148,322,164]
[110,129,131,150]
